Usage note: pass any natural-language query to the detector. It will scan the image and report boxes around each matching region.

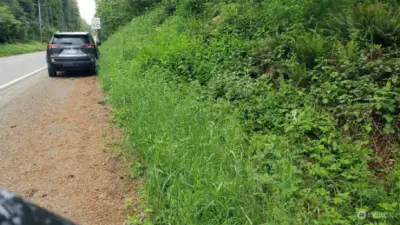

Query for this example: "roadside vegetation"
[0,0,86,56]
[0,42,44,57]
[98,0,400,224]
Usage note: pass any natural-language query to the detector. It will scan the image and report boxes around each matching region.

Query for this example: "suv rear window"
[52,35,90,45]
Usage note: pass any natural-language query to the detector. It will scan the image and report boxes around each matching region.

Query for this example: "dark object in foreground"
[46,32,100,77]
[0,188,77,225]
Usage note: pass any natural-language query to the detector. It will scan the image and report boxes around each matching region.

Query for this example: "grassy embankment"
[0,42,45,57]
[99,1,400,224]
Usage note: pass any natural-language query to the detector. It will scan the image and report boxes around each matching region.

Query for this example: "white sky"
[77,0,96,24]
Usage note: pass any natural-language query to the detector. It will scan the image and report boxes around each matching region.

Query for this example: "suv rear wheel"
[90,69,97,75]
[89,63,98,75]
[48,68,57,77]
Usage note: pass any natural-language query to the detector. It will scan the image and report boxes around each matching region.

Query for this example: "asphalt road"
[0,51,47,88]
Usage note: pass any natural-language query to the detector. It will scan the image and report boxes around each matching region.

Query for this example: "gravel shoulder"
[0,71,140,225]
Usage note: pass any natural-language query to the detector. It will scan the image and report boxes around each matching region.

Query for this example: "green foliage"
[325,2,400,47]
[96,0,162,39]
[0,0,83,44]
[99,0,400,224]
[79,18,92,33]
[0,41,44,57]
[99,11,259,224]
[0,5,20,43]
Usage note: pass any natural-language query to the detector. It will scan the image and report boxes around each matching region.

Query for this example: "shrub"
[325,2,400,47]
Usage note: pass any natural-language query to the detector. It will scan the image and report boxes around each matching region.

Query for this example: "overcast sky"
[77,0,96,24]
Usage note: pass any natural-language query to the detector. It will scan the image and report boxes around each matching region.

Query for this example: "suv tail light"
[84,44,96,49]
[47,44,60,49]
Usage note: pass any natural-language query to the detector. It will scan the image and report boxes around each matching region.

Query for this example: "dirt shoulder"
[0,73,140,225]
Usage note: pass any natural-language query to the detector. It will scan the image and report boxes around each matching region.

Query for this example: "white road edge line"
[0,66,47,91]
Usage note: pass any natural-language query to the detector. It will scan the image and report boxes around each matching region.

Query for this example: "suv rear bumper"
[49,61,95,71]
[48,56,95,71]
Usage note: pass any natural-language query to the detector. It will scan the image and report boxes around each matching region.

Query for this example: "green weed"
[0,42,45,57]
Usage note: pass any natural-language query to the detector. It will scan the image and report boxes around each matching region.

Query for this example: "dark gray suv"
[46,32,100,77]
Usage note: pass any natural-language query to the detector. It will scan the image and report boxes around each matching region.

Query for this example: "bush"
[325,2,400,47]
[0,5,20,43]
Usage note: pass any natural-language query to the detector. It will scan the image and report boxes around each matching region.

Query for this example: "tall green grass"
[0,42,45,57]
[99,10,264,224]
[325,2,400,46]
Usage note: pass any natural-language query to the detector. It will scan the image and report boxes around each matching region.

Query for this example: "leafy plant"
[325,2,400,47]
[98,0,400,224]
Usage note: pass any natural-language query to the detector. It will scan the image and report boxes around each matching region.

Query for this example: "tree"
[0,0,84,43]
[96,0,162,39]
[0,5,20,43]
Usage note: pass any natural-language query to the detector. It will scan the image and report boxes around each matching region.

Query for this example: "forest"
[99,0,400,224]
[0,0,84,43]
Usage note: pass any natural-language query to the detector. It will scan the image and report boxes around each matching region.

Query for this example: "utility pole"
[58,0,65,31]
[37,0,43,43]
[49,5,54,27]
